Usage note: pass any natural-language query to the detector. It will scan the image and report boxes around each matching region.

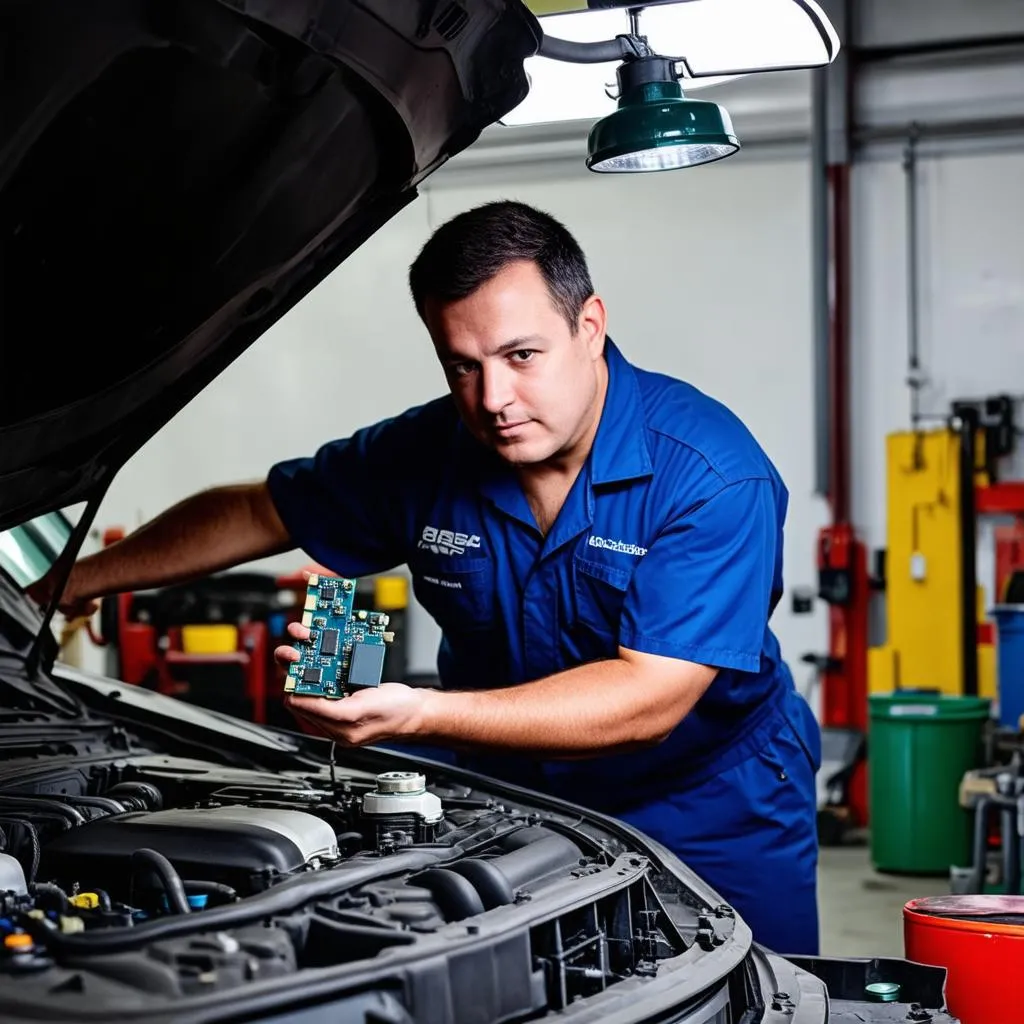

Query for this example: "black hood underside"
[0,0,538,530]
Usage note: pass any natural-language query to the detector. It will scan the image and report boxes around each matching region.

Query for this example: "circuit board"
[284,573,393,699]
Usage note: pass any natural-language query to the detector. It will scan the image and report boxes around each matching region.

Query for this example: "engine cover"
[40,806,339,897]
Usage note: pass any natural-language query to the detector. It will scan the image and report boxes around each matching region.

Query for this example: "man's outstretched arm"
[282,639,717,758]
[31,482,294,617]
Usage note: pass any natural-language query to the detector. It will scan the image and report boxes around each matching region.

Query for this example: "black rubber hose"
[0,807,76,841]
[0,796,85,827]
[63,795,127,815]
[447,859,514,910]
[22,792,126,817]
[32,849,446,956]
[30,882,70,915]
[183,880,238,906]
[414,868,485,922]
[0,817,41,884]
[105,782,163,812]
[488,832,584,889]
[130,848,191,916]
[5,810,79,837]
[498,825,559,851]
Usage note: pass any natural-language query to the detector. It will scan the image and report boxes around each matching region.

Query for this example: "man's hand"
[284,685,429,746]
[26,568,99,621]
[275,617,430,746]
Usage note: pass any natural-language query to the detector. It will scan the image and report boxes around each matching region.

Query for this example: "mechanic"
[33,201,821,955]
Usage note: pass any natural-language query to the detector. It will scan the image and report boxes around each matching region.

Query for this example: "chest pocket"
[410,554,496,633]
[572,556,632,655]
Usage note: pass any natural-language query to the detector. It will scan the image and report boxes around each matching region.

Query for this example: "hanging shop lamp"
[586,55,739,172]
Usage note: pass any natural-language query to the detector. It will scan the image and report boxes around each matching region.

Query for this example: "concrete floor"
[818,839,950,957]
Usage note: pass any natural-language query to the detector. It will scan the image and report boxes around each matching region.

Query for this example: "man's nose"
[480,363,514,415]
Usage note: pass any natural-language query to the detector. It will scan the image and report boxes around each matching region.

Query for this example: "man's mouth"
[494,420,529,434]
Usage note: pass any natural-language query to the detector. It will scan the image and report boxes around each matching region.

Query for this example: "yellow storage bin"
[181,624,238,655]
[374,575,409,611]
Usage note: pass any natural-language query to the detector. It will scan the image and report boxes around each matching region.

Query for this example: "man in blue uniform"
[38,200,820,954]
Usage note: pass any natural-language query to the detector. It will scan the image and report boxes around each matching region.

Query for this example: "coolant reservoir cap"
[363,772,442,823]
[375,771,426,794]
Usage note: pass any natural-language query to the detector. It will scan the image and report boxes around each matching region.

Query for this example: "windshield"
[0,511,72,588]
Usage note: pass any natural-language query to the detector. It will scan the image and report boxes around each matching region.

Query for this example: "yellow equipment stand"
[868,428,997,700]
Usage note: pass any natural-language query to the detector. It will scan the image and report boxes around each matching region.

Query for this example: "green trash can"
[869,692,990,873]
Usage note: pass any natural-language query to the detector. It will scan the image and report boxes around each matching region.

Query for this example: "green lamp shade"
[864,982,902,1003]
[587,80,739,173]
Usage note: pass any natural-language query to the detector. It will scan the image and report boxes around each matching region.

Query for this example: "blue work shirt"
[267,340,802,812]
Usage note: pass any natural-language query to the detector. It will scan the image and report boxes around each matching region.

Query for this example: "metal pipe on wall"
[811,69,831,499]
[828,163,852,523]
[903,124,924,428]
[810,0,852,519]
[953,403,980,698]
[856,115,1024,146]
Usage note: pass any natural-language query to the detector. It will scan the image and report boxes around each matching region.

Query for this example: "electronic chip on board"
[283,574,393,699]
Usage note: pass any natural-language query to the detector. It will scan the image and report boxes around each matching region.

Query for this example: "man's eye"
[510,350,535,363]
[450,363,476,378]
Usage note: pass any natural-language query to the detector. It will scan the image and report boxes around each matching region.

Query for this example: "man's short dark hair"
[408,200,594,331]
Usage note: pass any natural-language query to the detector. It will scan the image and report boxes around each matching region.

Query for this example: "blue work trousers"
[616,715,820,955]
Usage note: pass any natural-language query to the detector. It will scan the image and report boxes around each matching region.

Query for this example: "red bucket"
[904,894,1024,1024]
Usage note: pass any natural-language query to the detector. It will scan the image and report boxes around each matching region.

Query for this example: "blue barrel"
[992,605,1024,730]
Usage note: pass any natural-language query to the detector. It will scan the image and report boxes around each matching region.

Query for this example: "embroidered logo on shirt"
[418,525,482,556]
[421,575,462,589]
[588,535,648,557]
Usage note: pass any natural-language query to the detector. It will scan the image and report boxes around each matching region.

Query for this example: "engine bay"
[0,750,719,1023]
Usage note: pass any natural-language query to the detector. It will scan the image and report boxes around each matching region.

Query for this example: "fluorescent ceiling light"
[502,0,840,127]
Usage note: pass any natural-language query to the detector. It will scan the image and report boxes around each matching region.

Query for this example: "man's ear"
[577,293,607,359]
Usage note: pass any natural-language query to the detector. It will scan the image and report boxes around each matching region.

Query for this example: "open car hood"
[0,0,538,530]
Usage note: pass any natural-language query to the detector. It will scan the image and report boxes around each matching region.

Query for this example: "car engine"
[0,753,723,1023]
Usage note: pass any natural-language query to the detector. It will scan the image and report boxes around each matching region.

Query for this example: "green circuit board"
[284,574,393,699]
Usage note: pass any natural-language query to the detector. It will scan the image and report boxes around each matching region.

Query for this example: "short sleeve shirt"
[268,341,797,806]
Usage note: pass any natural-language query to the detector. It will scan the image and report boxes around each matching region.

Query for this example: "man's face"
[423,260,607,467]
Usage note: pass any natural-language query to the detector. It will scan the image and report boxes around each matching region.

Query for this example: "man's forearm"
[416,654,715,758]
[68,482,294,600]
